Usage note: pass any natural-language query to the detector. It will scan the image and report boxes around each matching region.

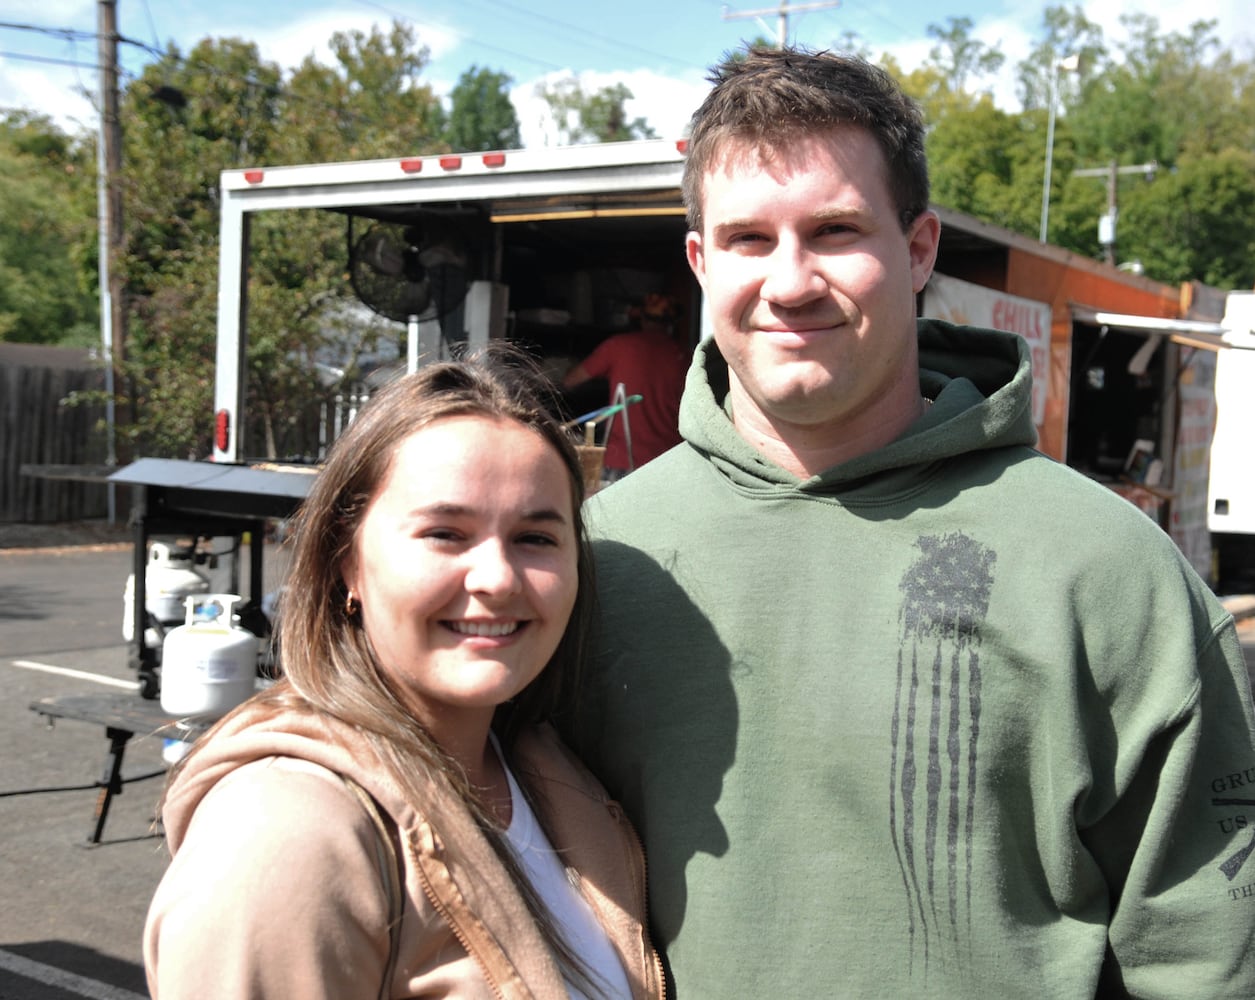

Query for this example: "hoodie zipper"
[412,835,514,1000]
[603,799,668,1000]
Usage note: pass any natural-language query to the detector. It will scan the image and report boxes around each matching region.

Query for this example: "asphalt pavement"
[0,537,1252,1000]
[0,538,291,1000]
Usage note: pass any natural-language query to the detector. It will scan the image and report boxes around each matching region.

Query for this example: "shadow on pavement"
[1,940,148,997]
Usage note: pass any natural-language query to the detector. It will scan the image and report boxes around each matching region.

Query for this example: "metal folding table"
[29,693,199,844]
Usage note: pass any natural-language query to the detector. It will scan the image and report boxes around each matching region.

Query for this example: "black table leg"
[89,725,134,844]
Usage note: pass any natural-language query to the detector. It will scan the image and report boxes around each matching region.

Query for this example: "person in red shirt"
[562,293,691,481]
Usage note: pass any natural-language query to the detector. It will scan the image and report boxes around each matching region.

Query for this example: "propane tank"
[146,541,212,624]
[123,541,211,642]
[160,594,257,721]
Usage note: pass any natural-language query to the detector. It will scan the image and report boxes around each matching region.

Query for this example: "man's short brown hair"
[682,46,930,233]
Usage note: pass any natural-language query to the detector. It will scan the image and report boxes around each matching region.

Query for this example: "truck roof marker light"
[482,152,506,168]
[399,158,423,173]
[439,155,463,170]
[676,139,688,154]
[215,409,230,453]
[243,169,264,184]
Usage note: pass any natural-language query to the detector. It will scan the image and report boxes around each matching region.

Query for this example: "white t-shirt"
[497,740,633,1000]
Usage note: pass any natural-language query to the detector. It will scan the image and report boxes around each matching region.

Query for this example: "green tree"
[1016,4,1106,111]
[1067,16,1226,167]
[0,111,97,345]
[535,78,658,144]
[444,66,521,152]
[1051,15,1255,282]
[1119,149,1255,287]
[900,4,1255,287]
[112,21,448,458]
[926,16,1004,95]
[116,38,286,455]
[925,97,1060,235]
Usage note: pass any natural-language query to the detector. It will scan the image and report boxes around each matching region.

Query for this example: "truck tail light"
[215,409,230,453]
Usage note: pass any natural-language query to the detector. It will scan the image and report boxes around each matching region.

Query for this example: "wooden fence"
[1,348,110,523]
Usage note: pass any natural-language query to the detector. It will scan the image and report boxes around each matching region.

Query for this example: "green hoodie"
[573,319,1255,998]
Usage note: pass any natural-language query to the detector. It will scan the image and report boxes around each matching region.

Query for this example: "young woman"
[144,350,663,999]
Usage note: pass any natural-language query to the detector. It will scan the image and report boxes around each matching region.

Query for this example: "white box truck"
[209,139,695,463]
[1208,291,1255,591]
[111,139,697,694]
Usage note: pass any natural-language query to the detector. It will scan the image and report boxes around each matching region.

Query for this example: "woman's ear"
[338,554,358,597]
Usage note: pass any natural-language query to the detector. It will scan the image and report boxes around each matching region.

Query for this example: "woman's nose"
[464,540,522,596]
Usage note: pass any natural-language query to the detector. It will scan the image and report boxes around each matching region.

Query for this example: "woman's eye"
[517,532,558,547]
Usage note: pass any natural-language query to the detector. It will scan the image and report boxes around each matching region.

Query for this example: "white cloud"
[9,0,1254,147]
[0,0,98,131]
[871,0,1254,114]
[617,68,711,139]
[0,56,98,134]
[236,11,459,74]
[0,7,462,136]
[510,68,711,148]
[0,0,90,16]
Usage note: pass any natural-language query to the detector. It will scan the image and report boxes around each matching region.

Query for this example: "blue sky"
[2,0,1251,148]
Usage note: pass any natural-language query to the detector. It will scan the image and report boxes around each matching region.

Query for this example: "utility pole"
[97,0,125,476]
[722,1,841,48]
[1073,159,1157,267]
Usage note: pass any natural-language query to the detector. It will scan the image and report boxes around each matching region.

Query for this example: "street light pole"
[1039,54,1079,244]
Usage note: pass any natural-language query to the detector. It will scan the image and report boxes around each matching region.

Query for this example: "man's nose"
[760,240,827,307]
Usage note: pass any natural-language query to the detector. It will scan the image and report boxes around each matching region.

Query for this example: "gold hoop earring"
[345,592,360,616]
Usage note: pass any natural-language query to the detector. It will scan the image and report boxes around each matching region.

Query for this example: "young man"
[569,47,1255,996]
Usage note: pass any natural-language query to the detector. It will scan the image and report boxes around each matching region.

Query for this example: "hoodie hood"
[160,703,418,853]
[677,318,1037,491]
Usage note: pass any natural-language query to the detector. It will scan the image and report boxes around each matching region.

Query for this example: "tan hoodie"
[144,702,664,999]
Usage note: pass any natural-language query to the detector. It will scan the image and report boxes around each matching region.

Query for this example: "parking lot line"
[0,948,147,1000]
[9,660,138,691]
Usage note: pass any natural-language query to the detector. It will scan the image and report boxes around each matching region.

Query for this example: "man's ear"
[907,210,941,294]
[686,230,707,287]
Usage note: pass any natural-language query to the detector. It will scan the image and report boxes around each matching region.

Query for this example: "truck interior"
[238,195,696,463]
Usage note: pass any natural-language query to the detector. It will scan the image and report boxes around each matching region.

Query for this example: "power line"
[0,49,103,71]
[837,0,917,42]
[0,20,94,41]
[471,0,702,71]
[353,0,704,75]
[349,0,572,74]
[7,4,694,137]
[138,0,162,52]
[0,20,165,62]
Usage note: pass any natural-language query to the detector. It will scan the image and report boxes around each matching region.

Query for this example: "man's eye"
[724,231,769,252]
